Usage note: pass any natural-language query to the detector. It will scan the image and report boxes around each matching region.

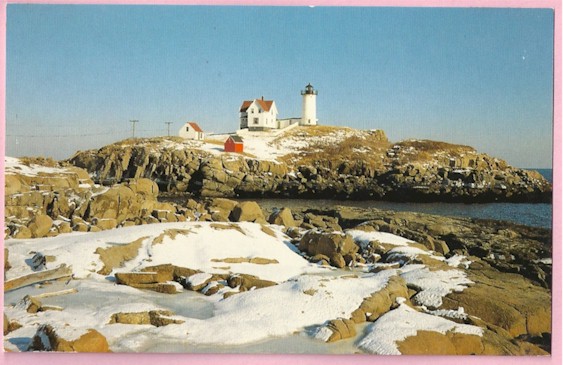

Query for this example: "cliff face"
[67,128,552,203]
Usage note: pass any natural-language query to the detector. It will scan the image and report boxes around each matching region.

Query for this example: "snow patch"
[358,301,483,355]
[399,265,473,308]
[346,230,415,249]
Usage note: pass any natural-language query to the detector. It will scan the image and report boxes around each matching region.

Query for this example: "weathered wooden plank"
[4,264,73,292]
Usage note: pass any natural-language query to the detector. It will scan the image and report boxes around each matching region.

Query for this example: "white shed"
[179,122,205,140]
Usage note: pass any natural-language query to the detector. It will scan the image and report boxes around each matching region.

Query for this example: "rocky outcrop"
[306,206,552,289]
[66,136,551,203]
[396,329,547,355]
[4,160,94,237]
[4,165,190,239]
[442,259,551,339]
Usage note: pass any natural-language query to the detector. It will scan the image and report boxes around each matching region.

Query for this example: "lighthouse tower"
[300,83,318,126]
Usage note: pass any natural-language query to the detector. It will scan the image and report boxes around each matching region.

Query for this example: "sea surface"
[253,169,553,229]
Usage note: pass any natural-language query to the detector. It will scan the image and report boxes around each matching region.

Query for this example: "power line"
[6,129,167,139]
[165,122,173,136]
[129,119,139,138]
[6,131,128,138]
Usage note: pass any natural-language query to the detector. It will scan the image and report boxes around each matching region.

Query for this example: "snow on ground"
[203,127,372,162]
[4,221,478,353]
[3,279,186,351]
[206,130,298,161]
[5,221,323,283]
[4,156,73,177]
[158,271,396,346]
[146,222,324,282]
[399,264,473,308]
[357,299,483,355]
[445,254,473,269]
[346,230,415,249]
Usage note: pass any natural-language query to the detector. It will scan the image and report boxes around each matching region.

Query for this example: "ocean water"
[254,169,553,229]
[535,168,553,183]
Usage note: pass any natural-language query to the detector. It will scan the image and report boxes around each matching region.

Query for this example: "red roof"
[187,122,203,132]
[240,99,274,112]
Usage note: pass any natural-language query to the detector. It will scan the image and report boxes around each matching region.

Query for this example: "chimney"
[261,96,264,100]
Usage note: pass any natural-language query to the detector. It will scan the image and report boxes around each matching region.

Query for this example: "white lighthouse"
[300,83,318,126]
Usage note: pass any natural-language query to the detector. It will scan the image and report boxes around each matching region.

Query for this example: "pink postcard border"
[0,1,560,365]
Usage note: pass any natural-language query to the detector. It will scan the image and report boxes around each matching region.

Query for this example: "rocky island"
[3,126,552,355]
[67,126,551,202]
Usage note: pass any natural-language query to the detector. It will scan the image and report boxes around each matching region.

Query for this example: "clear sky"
[5,4,555,168]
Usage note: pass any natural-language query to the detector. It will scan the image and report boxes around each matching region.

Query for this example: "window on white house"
[254,118,259,124]
[186,127,189,131]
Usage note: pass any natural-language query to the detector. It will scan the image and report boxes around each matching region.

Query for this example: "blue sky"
[5,5,555,168]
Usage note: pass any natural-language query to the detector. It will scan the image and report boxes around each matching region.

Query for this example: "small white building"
[239,97,279,131]
[179,121,205,140]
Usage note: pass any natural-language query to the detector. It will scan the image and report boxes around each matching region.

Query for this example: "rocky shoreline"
[3,133,553,354]
[66,134,552,203]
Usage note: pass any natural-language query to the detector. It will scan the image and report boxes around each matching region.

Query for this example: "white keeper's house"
[239,97,279,131]
[239,83,318,132]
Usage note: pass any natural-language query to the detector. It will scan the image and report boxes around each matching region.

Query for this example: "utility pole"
[165,122,173,137]
[129,120,139,138]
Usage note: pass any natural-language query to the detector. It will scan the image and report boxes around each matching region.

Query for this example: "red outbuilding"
[224,135,244,153]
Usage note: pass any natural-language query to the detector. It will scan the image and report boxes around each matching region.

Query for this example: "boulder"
[73,222,90,232]
[14,226,32,239]
[30,252,47,270]
[300,231,358,268]
[230,201,266,223]
[56,221,73,234]
[28,324,110,352]
[268,207,296,227]
[227,274,277,292]
[109,310,184,327]
[28,215,53,238]
[322,318,357,342]
[206,198,238,218]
